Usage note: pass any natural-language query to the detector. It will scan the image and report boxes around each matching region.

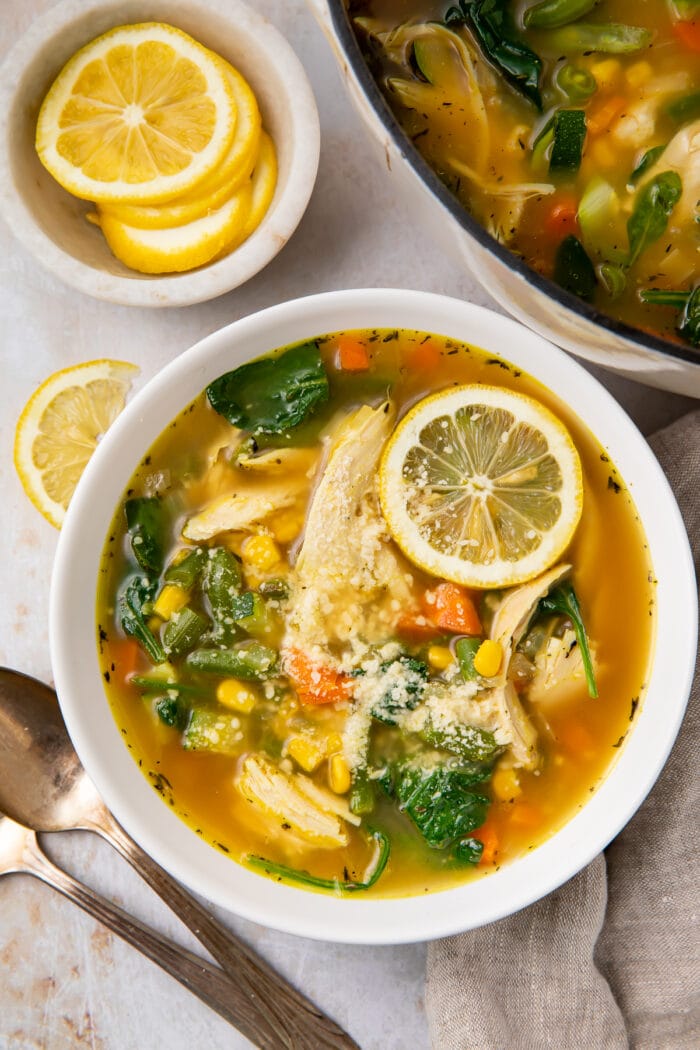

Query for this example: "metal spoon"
[0,811,276,1029]
[0,667,359,1050]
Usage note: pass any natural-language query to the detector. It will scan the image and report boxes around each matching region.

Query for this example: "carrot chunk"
[673,20,700,53]
[544,196,580,241]
[474,822,499,866]
[406,339,441,372]
[396,612,441,640]
[586,95,626,136]
[336,336,370,372]
[422,583,482,635]
[284,648,353,705]
[113,638,140,679]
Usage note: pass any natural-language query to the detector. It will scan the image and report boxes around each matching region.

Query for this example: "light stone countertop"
[0,2,695,1049]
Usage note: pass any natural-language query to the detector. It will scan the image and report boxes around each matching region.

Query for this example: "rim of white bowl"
[0,0,320,307]
[50,290,697,944]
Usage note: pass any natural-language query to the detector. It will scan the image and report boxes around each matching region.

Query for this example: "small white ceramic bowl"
[50,290,697,944]
[0,0,320,307]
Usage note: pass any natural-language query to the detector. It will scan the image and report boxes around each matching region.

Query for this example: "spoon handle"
[17,830,283,1036]
[97,811,359,1050]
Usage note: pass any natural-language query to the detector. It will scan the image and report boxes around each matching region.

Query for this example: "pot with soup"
[96,327,655,897]
[308,0,700,395]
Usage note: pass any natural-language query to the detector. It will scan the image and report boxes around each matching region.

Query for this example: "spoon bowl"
[0,668,103,832]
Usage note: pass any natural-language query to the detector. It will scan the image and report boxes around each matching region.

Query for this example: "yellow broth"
[97,329,654,897]
[351,0,700,348]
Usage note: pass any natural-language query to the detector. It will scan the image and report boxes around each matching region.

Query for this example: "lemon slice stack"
[35,23,277,274]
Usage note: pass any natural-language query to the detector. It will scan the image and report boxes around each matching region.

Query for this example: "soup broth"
[351,1,700,349]
[97,329,654,897]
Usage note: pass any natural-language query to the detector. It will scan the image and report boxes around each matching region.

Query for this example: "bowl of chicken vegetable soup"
[50,289,696,943]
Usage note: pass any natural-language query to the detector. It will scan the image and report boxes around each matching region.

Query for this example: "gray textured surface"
[0,2,695,1048]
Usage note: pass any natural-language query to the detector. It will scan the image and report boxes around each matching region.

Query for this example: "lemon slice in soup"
[379,385,583,588]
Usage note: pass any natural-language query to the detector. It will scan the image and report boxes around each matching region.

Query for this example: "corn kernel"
[216,679,258,714]
[590,58,621,90]
[147,615,162,633]
[329,754,351,794]
[269,509,305,545]
[242,534,282,573]
[287,735,325,773]
[625,60,652,89]
[427,645,455,671]
[473,639,502,678]
[492,766,522,801]
[153,584,188,621]
[326,732,344,755]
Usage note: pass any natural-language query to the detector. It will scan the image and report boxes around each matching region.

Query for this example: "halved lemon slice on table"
[14,360,139,528]
[35,23,237,204]
[379,385,583,588]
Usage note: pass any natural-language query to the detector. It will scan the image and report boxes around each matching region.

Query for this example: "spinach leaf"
[628,145,666,186]
[452,836,484,864]
[640,287,700,348]
[445,0,543,109]
[247,828,390,892]
[418,719,501,762]
[391,764,490,850]
[206,341,329,434]
[118,575,166,664]
[369,656,429,725]
[627,172,682,267]
[125,497,166,576]
[554,235,597,302]
[153,694,190,731]
[539,583,598,697]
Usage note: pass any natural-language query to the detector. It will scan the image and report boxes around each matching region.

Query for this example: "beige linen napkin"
[426,410,700,1050]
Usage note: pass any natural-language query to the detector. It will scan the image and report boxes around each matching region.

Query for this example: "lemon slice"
[14,360,139,528]
[238,131,277,240]
[36,23,236,204]
[379,385,583,588]
[98,179,252,273]
[99,64,261,229]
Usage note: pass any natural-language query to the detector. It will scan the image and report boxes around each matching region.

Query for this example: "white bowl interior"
[50,290,697,943]
[0,0,319,306]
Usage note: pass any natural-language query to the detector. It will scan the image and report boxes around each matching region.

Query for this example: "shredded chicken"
[528,628,588,707]
[235,754,349,849]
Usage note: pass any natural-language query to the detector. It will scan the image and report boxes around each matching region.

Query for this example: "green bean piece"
[525,0,599,29]
[204,547,243,644]
[164,547,207,589]
[131,675,208,698]
[125,498,166,576]
[183,707,246,753]
[555,64,597,103]
[542,23,652,54]
[455,637,482,681]
[162,607,208,659]
[246,829,390,893]
[599,264,627,299]
[186,641,279,680]
[640,289,691,309]
[349,773,376,816]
